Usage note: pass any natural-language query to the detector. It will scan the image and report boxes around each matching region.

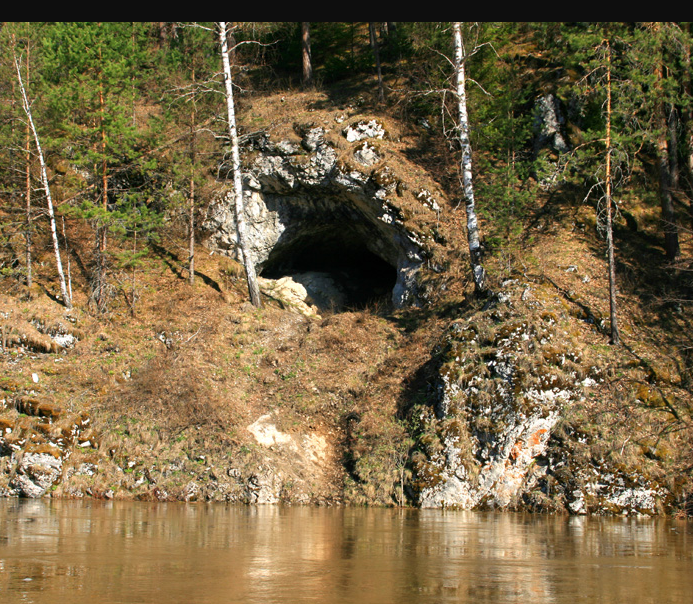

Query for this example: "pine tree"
[40,22,152,309]
[650,22,681,261]
[369,23,385,103]
[629,22,684,261]
[163,23,217,286]
[563,23,635,345]
[470,23,538,241]
[302,22,313,88]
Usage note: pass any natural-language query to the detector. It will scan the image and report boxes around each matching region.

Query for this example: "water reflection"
[0,499,691,603]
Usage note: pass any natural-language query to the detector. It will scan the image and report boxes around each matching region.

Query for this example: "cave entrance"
[259,225,397,312]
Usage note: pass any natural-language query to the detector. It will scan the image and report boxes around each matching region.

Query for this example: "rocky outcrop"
[414,284,578,510]
[412,278,670,515]
[244,413,334,504]
[533,93,569,155]
[10,449,63,498]
[0,396,95,498]
[257,272,347,316]
[205,121,440,310]
[1,300,82,355]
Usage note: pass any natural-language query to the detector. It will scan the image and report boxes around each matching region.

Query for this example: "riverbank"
[1,93,691,515]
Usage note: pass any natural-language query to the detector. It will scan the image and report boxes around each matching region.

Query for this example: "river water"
[1,499,691,603]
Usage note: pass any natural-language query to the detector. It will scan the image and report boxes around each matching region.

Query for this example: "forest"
[0,23,691,513]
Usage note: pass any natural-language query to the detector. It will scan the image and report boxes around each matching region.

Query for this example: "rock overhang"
[206,121,445,311]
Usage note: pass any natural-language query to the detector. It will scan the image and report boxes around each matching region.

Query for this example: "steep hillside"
[1,88,691,515]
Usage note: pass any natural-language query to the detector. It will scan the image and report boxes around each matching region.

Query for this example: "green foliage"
[469,24,541,237]
[397,23,543,240]
[109,198,162,270]
[554,24,655,220]
[0,21,692,295]
[41,22,137,157]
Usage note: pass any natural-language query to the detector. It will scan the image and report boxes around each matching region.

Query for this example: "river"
[1,499,691,603]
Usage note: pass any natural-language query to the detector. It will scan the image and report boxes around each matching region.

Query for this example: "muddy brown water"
[1,499,691,603]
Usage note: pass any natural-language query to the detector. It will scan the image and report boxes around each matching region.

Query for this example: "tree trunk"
[189,65,196,286]
[302,22,313,88]
[682,25,693,231]
[369,22,385,103]
[24,46,32,289]
[668,105,680,190]
[219,22,262,308]
[453,22,486,295]
[13,49,71,309]
[604,40,620,346]
[654,23,680,260]
[657,120,680,260]
[688,123,693,231]
[95,27,109,309]
[98,27,108,231]
[62,215,72,304]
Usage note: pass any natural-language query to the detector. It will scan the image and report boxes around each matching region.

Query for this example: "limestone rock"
[245,413,335,504]
[415,283,581,510]
[353,141,381,167]
[205,125,428,309]
[10,451,62,498]
[343,119,386,142]
[246,470,281,504]
[258,275,319,316]
[533,94,569,154]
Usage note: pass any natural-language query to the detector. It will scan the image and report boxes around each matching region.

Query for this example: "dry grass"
[1,79,691,510]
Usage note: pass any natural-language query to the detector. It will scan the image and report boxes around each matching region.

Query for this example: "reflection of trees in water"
[2,501,692,603]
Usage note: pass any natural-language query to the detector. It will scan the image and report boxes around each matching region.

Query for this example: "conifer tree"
[302,22,313,88]
[649,22,681,261]
[40,22,151,309]
[564,24,633,345]
[369,23,385,103]
[628,22,683,261]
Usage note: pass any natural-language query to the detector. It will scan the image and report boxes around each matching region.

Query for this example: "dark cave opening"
[259,226,397,311]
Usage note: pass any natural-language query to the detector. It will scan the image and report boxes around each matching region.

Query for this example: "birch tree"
[453,22,486,294]
[603,39,620,345]
[218,21,262,307]
[21,38,33,288]
[24,53,33,289]
[13,47,71,309]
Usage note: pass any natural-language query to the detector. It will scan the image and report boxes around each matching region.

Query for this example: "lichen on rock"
[409,274,679,515]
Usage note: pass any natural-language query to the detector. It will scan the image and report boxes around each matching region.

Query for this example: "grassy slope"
[1,84,691,512]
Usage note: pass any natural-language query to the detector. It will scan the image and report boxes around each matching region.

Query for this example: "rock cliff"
[204,120,445,312]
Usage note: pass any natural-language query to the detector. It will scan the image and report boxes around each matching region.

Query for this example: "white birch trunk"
[604,40,619,345]
[13,51,72,309]
[24,46,32,289]
[453,22,486,294]
[219,22,262,307]
[189,66,196,286]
